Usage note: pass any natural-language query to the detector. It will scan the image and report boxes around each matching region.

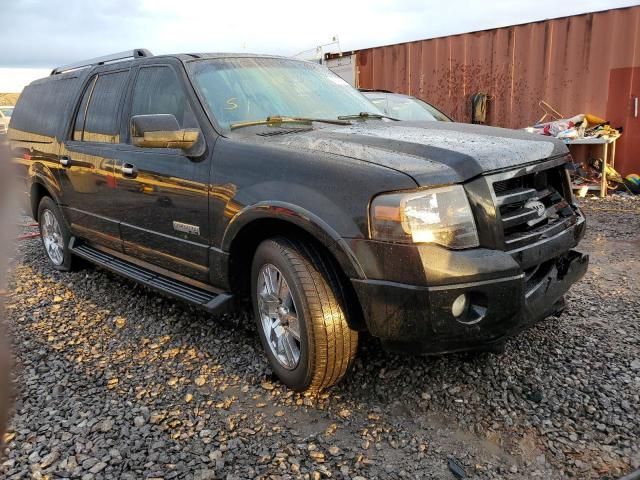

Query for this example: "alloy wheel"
[256,263,301,370]
[41,209,65,266]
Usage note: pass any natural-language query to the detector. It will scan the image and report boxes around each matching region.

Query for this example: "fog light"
[451,294,469,317]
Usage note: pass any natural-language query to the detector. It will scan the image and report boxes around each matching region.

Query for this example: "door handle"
[634,97,638,118]
[59,156,71,167]
[121,163,137,178]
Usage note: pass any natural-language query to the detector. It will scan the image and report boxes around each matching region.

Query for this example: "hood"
[244,121,568,186]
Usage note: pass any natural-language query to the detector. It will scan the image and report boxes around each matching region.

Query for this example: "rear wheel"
[251,237,358,392]
[37,196,74,271]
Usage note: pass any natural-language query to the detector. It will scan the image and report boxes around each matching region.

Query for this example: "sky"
[0,0,637,91]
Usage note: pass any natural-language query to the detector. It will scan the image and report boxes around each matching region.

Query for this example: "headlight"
[370,185,479,249]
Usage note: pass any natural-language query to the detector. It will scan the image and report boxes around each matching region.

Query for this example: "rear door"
[607,67,640,176]
[58,68,131,251]
[111,63,212,281]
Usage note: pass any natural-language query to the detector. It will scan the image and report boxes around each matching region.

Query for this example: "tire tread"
[269,236,358,392]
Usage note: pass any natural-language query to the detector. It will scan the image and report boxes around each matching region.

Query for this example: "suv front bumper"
[348,215,588,354]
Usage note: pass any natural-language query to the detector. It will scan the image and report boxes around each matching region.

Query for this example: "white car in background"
[0,106,14,135]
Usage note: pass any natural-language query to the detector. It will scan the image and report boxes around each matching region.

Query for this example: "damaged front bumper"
[349,216,588,354]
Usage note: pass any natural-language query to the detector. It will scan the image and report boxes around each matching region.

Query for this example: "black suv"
[9,49,588,392]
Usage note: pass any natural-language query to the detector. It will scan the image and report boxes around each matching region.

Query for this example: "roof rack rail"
[51,48,153,75]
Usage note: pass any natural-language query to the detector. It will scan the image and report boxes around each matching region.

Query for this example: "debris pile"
[525,113,620,142]
[526,110,640,196]
[570,159,640,197]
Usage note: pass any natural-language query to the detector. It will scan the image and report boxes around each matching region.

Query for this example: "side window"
[73,76,96,141]
[367,95,389,116]
[130,66,197,135]
[78,70,129,143]
[10,76,80,139]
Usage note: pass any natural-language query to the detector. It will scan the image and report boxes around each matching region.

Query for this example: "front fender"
[222,201,367,279]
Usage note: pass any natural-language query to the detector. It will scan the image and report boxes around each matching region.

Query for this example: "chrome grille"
[493,166,576,250]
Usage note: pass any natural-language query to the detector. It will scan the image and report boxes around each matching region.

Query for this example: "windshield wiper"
[230,115,351,130]
[338,112,399,121]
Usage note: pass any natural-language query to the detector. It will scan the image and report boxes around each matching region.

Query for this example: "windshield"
[363,93,452,122]
[0,107,12,118]
[189,57,382,130]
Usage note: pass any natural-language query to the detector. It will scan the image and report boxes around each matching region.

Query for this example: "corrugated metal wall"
[355,6,640,175]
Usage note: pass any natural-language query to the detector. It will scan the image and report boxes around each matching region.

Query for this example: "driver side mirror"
[131,114,200,150]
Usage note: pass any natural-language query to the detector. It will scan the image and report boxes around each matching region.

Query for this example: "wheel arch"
[30,181,58,221]
[223,203,367,330]
[28,159,63,221]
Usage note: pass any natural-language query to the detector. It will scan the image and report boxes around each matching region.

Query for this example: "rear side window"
[130,66,197,132]
[10,76,79,138]
[73,76,96,141]
[75,70,129,143]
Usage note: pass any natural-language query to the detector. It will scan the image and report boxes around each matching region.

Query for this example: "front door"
[58,68,131,251]
[112,64,211,281]
[607,67,640,176]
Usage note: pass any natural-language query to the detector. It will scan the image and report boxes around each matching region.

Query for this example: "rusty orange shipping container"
[334,6,640,176]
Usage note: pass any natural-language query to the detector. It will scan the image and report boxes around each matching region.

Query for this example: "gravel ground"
[1,195,639,479]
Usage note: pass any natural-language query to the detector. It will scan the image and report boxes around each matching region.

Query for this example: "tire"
[37,196,75,271]
[251,237,358,392]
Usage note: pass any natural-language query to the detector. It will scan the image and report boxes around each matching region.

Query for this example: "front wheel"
[251,237,358,392]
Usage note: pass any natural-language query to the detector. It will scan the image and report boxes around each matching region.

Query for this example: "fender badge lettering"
[173,221,200,236]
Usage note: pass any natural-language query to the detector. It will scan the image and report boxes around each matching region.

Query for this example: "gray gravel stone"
[88,461,107,474]
[1,196,639,479]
